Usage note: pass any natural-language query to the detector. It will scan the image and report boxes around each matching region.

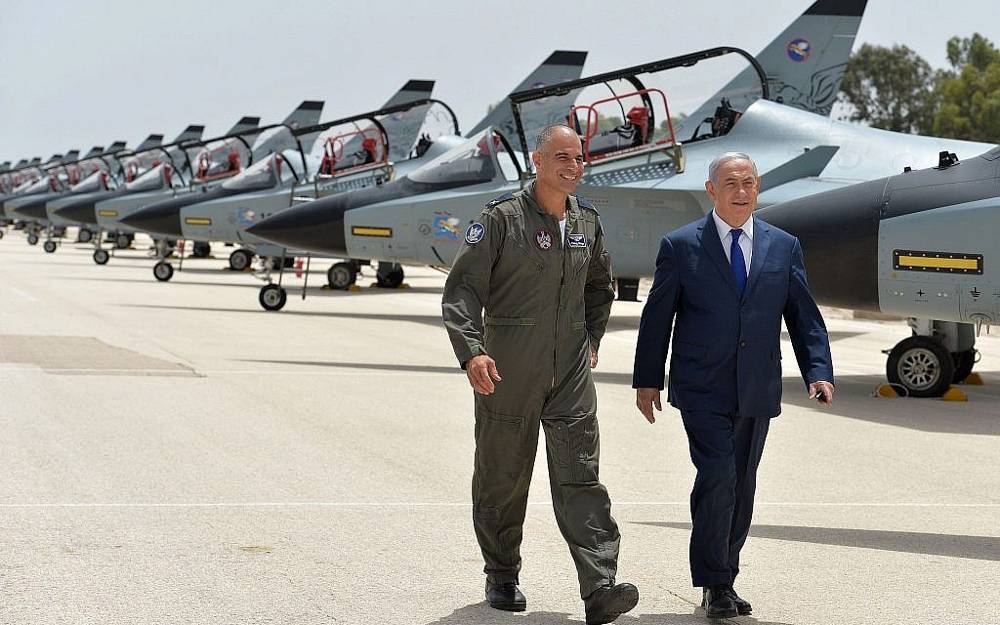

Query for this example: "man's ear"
[531,150,542,171]
[705,180,716,202]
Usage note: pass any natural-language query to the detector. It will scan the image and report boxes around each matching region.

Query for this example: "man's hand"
[466,354,502,395]
[589,345,598,369]
[808,381,835,406]
[636,388,662,424]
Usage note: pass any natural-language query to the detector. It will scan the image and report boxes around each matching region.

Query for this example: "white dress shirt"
[712,210,753,276]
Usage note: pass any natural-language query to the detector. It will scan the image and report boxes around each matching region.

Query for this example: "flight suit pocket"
[570,320,587,331]
[545,415,600,485]
[485,316,536,327]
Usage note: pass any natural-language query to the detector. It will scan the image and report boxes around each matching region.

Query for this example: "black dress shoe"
[726,586,752,615]
[584,582,639,625]
[485,579,526,612]
[701,585,737,619]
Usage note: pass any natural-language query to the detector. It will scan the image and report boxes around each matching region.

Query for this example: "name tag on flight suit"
[567,233,587,248]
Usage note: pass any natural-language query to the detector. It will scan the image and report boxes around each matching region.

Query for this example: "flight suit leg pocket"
[544,414,600,485]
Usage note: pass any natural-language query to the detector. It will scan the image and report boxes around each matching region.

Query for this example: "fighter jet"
[757,148,1000,398]
[51,118,261,263]
[99,100,323,268]
[4,149,87,240]
[122,79,451,283]
[246,0,870,301]
[121,50,588,294]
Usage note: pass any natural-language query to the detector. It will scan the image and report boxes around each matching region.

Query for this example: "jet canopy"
[70,169,111,193]
[222,153,298,192]
[508,46,767,173]
[126,163,175,192]
[406,127,521,189]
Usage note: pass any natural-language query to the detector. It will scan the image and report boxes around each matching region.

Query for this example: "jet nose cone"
[120,188,229,237]
[121,201,184,237]
[247,195,348,256]
[55,192,116,225]
[16,196,51,220]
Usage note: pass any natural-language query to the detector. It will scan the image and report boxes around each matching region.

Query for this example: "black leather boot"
[485,579,526,612]
[726,585,752,615]
[584,583,639,624]
[702,585,737,619]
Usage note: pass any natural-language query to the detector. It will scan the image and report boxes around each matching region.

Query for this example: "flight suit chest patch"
[567,233,587,248]
[535,228,554,251]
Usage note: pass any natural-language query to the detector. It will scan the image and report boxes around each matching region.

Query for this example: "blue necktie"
[729,228,747,295]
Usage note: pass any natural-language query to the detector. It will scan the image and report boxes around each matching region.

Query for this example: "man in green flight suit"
[442,124,638,625]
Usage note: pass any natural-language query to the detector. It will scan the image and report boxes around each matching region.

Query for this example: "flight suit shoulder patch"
[575,195,600,215]
[484,192,516,210]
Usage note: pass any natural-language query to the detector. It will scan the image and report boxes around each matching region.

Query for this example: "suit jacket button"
[740,340,747,348]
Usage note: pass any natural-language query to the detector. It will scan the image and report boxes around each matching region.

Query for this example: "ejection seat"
[578,106,650,158]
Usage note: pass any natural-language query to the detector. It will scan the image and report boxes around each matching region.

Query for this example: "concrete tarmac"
[1,234,998,625]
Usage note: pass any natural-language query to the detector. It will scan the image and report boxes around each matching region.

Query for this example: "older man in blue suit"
[633,152,834,620]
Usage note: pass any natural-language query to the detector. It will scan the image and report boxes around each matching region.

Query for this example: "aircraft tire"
[886,336,955,398]
[951,349,977,383]
[27,232,39,246]
[0,229,5,240]
[93,249,110,265]
[77,228,93,243]
[259,284,287,311]
[153,261,174,282]
[375,262,404,289]
[115,233,132,249]
[327,262,357,290]
[43,240,57,253]
[192,241,211,258]
[229,249,253,271]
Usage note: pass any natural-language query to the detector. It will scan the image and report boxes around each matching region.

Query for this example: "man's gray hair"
[708,152,758,184]
[534,123,577,152]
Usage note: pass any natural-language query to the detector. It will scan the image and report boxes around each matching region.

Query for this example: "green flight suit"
[441,183,618,599]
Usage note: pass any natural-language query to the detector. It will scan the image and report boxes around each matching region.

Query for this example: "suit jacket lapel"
[742,216,772,303]
[697,212,740,295]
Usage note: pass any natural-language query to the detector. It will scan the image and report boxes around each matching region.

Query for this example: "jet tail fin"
[0,161,10,172]
[173,125,205,143]
[135,134,164,152]
[106,141,127,153]
[227,116,260,135]
[382,80,435,109]
[83,146,105,159]
[61,150,80,163]
[282,101,324,129]
[467,50,588,145]
[677,0,866,138]
[14,159,28,169]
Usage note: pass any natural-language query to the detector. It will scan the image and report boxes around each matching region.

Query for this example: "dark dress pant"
[681,410,770,587]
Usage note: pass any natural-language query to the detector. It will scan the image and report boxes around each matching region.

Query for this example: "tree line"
[838,33,1000,142]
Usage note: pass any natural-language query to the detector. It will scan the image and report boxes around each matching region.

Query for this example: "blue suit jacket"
[632,213,834,418]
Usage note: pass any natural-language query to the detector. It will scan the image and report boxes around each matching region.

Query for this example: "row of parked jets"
[2,0,996,399]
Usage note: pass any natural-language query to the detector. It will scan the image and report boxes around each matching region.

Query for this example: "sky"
[1,0,997,162]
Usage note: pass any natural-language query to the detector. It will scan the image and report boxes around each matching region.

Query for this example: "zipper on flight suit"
[551,214,566,390]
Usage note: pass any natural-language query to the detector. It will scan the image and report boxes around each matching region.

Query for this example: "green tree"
[837,43,940,133]
[932,34,1000,142]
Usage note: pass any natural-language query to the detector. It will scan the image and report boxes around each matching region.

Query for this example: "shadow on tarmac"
[425,602,791,624]
[636,522,1000,562]
[780,374,1000,435]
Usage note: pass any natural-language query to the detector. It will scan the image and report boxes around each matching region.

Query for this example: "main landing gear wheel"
[228,249,253,271]
[375,262,404,289]
[77,228,93,243]
[115,233,132,249]
[27,232,39,246]
[43,240,57,253]
[93,249,110,265]
[951,349,977,383]
[153,261,174,282]
[259,284,287,311]
[886,336,955,398]
[192,241,211,258]
[327,262,358,290]
[0,229,6,240]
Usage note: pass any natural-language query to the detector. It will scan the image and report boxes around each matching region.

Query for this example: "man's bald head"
[535,124,578,154]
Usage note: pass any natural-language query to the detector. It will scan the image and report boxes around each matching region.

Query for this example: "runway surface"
[1,234,998,625]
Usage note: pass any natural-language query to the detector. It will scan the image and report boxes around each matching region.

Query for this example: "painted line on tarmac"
[0,502,997,509]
